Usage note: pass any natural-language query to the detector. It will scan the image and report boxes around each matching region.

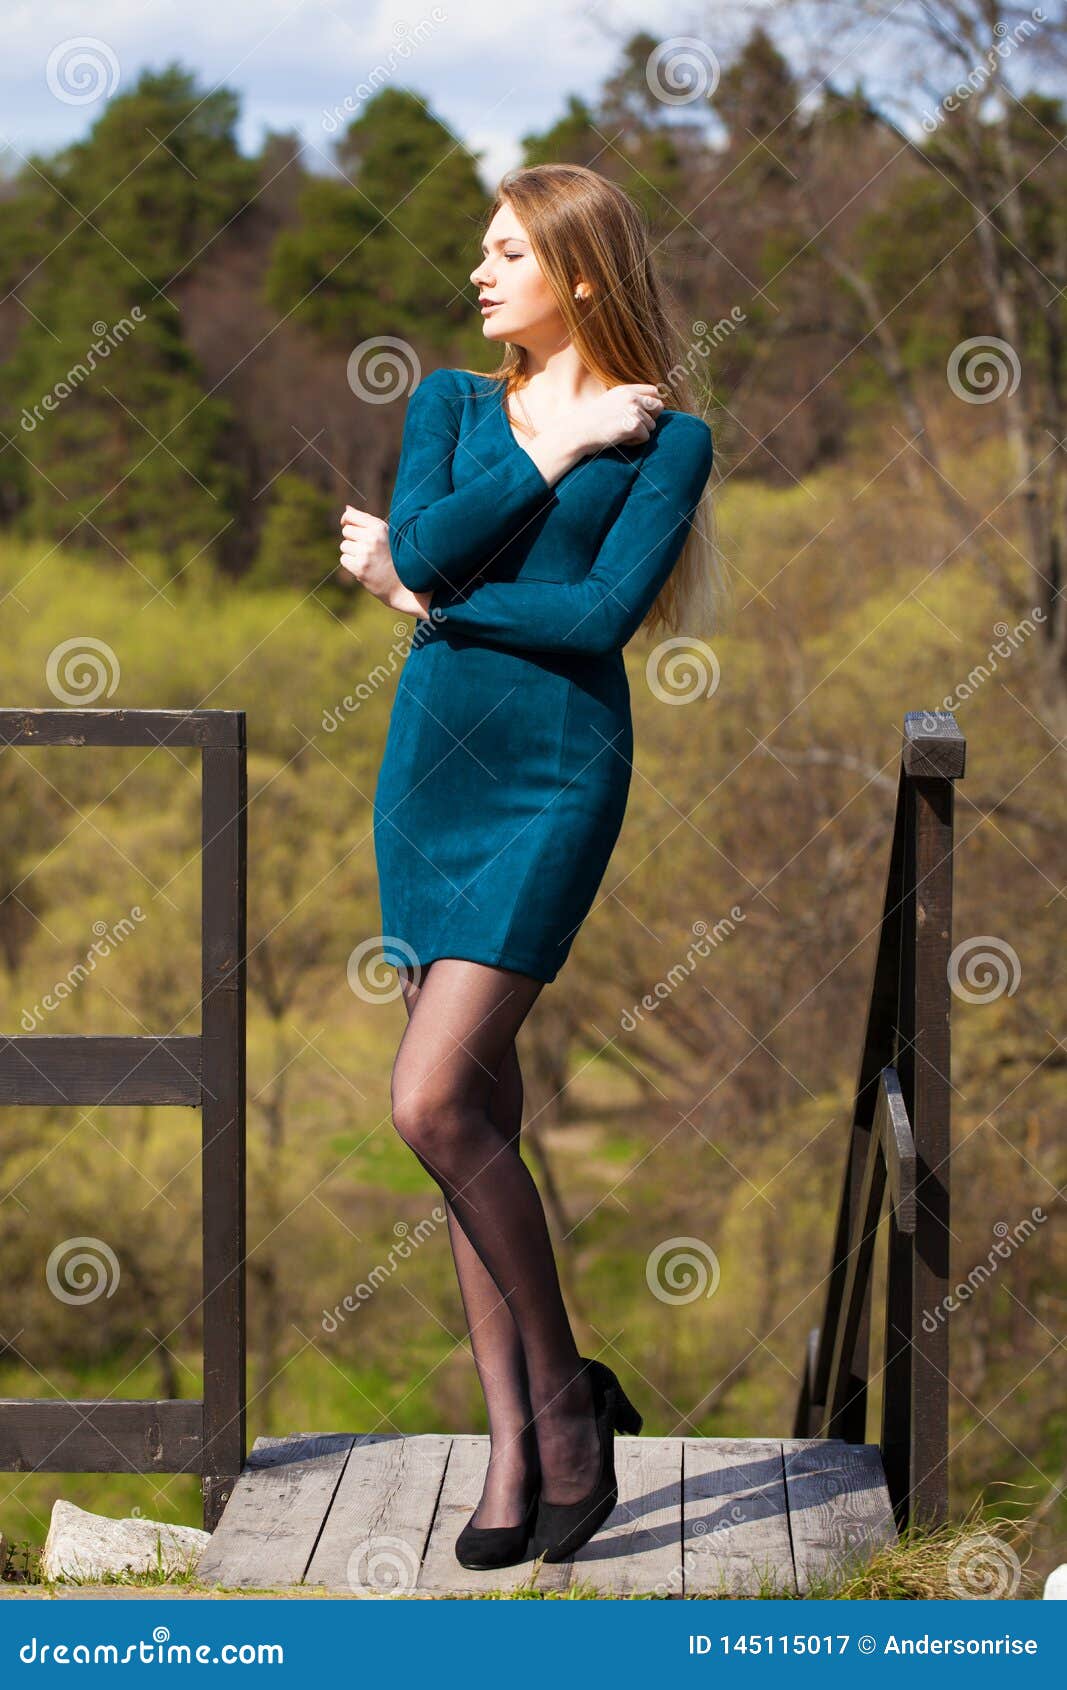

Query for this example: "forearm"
[389,448,556,592]
[430,577,621,655]
[427,416,713,657]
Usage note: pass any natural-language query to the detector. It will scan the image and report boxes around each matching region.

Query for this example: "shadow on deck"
[195,1432,897,1597]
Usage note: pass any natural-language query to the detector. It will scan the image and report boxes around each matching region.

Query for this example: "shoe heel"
[613,1386,643,1435]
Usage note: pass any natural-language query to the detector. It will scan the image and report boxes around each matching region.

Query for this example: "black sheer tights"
[394,958,599,1527]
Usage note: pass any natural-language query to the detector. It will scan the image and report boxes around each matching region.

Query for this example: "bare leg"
[398,968,538,1527]
[391,959,599,1510]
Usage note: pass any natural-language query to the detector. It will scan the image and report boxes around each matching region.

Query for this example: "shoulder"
[411,366,496,400]
[643,407,714,477]
[657,408,712,449]
[405,368,499,421]
[407,366,458,404]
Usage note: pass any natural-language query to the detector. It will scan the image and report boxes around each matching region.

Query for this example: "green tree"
[0,64,255,572]
[267,88,488,348]
[249,471,348,610]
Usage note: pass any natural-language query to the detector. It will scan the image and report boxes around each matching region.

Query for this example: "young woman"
[339,163,723,1571]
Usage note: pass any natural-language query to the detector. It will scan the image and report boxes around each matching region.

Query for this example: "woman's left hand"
[339,506,432,619]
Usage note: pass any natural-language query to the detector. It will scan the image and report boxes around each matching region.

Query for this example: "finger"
[342,507,378,526]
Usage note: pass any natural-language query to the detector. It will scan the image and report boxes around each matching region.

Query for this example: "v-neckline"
[492,378,654,480]
[493,378,597,479]
[495,379,534,453]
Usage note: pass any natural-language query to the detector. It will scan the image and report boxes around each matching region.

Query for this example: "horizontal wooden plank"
[189,1434,899,1596]
[684,1439,795,1596]
[782,1439,897,1593]
[0,1399,204,1473]
[0,1036,201,1105]
[313,1433,451,1596]
[564,1436,683,1596]
[0,710,244,748]
[198,1435,358,1589]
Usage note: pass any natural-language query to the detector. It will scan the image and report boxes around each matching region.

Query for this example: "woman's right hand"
[578,383,665,452]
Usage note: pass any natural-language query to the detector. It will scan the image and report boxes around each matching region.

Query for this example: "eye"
[504,251,523,261]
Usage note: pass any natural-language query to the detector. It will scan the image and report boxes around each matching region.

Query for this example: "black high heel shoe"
[455,1477,541,1570]
[531,1356,643,1564]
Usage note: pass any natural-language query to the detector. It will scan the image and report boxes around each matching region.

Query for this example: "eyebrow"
[480,236,527,253]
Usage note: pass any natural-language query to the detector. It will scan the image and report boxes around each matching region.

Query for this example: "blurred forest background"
[0,4,1064,1585]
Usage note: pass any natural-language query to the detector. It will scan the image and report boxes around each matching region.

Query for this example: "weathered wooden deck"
[195,1432,897,1597]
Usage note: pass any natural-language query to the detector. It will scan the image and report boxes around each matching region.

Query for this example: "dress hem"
[384,944,559,984]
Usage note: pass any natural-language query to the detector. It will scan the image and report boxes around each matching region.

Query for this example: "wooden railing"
[0,708,247,1530]
[793,711,966,1531]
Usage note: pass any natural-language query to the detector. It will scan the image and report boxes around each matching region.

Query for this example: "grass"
[1,1507,1036,1600]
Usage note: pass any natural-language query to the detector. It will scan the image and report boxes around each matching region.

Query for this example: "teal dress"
[373,367,714,983]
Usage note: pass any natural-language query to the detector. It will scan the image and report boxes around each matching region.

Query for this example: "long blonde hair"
[468,163,729,639]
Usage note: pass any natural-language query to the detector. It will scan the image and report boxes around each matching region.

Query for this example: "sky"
[2,0,1057,188]
[0,0,746,188]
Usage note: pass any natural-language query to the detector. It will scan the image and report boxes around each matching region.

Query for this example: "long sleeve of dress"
[388,369,557,592]
[428,415,713,657]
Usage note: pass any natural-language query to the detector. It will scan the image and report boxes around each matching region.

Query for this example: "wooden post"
[200,736,248,1530]
[905,772,955,1527]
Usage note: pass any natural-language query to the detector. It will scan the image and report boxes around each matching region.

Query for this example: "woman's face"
[470,203,567,347]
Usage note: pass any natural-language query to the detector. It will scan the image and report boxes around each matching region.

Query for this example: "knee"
[390,1080,472,1164]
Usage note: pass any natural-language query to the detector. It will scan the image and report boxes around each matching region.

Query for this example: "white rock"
[1043,1563,1067,1599]
[42,1500,211,1583]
